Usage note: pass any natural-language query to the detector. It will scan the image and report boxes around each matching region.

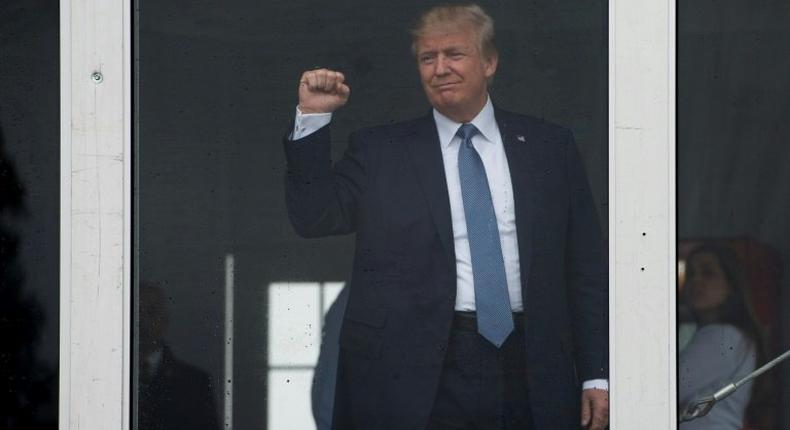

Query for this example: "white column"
[609,0,677,427]
[59,0,132,427]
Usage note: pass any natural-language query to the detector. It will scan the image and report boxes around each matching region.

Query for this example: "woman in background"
[679,242,772,429]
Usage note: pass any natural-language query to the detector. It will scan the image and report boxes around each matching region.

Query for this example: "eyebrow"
[419,45,470,57]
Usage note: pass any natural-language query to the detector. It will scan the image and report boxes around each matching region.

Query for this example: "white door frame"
[59,0,132,427]
[609,0,677,427]
[59,0,676,427]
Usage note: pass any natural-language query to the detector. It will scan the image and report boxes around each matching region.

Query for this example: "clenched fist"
[298,68,350,114]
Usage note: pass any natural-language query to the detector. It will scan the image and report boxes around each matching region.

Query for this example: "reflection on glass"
[678,243,762,428]
[0,125,57,428]
[267,282,344,429]
[138,282,220,430]
[678,0,790,427]
[1,2,60,427]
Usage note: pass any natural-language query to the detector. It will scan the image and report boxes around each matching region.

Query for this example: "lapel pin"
[516,135,526,142]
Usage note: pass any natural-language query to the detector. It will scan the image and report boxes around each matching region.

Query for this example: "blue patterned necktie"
[456,123,514,347]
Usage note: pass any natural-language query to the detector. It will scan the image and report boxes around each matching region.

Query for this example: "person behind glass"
[137,283,220,430]
[679,243,772,429]
[284,4,608,429]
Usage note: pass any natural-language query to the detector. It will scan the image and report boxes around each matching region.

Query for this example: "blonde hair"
[410,3,497,60]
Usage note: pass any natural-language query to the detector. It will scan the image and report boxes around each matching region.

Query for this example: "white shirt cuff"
[582,379,609,391]
[290,106,332,140]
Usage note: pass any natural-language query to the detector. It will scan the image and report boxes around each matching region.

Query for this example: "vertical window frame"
[609,0,677,427]
[59,0,133,427]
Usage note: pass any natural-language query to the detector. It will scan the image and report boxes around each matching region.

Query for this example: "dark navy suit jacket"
[284,108,608,430]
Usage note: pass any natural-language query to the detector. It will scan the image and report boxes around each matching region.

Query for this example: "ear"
[483,51,498,79]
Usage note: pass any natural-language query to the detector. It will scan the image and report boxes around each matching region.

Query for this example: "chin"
[434,97,462,111]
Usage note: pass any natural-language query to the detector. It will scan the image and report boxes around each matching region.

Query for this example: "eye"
[420,55,435,64]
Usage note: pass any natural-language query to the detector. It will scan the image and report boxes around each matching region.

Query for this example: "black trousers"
[427,313,535,430]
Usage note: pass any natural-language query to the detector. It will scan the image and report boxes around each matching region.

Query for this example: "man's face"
[415,26,497,121]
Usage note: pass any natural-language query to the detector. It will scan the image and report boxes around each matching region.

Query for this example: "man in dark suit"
[138,283,220,430]
[285,4,608,429]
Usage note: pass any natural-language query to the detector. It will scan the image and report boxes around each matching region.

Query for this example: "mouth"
[434,82,460,90]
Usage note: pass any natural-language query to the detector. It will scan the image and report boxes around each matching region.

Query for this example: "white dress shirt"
[679,324,756,429]
[290,101,608,391]
[432,98,523,312]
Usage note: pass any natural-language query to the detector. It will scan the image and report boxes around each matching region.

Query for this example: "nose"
[435,54,451,75]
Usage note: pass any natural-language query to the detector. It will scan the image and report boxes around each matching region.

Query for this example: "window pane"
[678,1,790,428]
[267,369,315,429]
[0,1,60,427]
[135,1,608,428]
[268,282,321,366]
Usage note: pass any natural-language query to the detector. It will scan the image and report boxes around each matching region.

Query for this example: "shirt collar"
[433,96,498,149]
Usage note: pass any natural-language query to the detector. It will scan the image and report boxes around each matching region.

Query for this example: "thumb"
[336,82,351,98]
[581,393,591,427]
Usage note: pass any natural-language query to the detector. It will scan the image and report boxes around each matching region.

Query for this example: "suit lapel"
[404,113,456,267]
[402,108,542,292]
[496,108,539,304]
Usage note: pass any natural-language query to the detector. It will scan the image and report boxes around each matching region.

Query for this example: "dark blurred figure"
[311,287,349,430]
[679,242,776,429]
[138,282,220,430]
[0,126,56,429]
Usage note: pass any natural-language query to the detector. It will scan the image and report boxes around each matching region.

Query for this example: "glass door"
[677,0,790,427]
[134,1,609,428]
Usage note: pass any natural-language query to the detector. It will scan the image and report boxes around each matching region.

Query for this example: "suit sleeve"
[564,131,609,382]
[283,124,367,238]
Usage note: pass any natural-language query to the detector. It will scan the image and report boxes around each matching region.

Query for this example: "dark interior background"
[678,0,790,427]
[0,1,60,428]
[136,0,607,428]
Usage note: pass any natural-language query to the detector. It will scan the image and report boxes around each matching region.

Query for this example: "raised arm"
[284,69,365,238]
